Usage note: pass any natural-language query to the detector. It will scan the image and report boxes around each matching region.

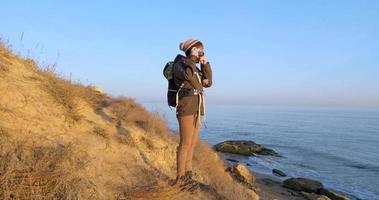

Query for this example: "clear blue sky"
[1,1,378,107]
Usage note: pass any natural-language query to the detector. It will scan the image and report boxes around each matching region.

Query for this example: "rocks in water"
[225,158,239,163]
[259,147,279,156]
[301,192,331,200]
[272,168,287,177]
[282,178,351,200]
[213,140,279,156]
[217,142,350,199]
[283,178,323,193]
[319,188,351,200]
[232,163,255,186]
[282,177,351,200]
[262,178,281,187]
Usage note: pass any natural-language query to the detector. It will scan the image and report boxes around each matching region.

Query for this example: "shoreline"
[218,148,355,200]
[220,153,307,200]
[253,170,306,200]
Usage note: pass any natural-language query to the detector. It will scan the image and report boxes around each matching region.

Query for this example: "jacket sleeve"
[172,56,203,89]
[201,61,213,87]
[172,61,194,81]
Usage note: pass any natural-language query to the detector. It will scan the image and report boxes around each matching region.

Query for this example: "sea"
[142,103,379,200]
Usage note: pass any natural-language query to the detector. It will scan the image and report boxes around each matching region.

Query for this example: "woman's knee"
[178,141,191,151]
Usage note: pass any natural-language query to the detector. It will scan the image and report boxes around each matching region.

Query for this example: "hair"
[185,42,204,57]
[185,48,192,57]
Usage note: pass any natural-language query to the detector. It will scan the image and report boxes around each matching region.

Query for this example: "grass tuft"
[93,126,109,139]
[0,135,98,199]
[107,97,170,138]
[38,65,83,123]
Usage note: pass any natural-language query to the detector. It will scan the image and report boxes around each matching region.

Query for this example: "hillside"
[0,42,259,200]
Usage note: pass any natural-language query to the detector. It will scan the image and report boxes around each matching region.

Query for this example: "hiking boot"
[178,170,195,187]
[187,181,201,192]
[185,170,193,180]
[180,178,201,192]
[179,171,201,192]
[169,175,187,186]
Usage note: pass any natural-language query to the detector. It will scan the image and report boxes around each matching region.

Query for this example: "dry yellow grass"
[0,40,259,200]
[0,129,97,199]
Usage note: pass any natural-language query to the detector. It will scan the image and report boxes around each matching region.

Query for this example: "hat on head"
[179,38,203,52]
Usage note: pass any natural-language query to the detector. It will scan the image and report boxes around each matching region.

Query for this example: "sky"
[1,0,378,107]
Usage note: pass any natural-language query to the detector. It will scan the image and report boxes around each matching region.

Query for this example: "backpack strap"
[175,82,185,108]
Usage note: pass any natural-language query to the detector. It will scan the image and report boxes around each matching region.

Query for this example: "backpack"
[163,61,184,108]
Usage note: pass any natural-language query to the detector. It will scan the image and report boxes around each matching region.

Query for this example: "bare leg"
[185,113,201,172]
[176,114,195,178]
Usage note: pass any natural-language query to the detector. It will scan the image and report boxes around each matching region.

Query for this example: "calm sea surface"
[143,103,379,200]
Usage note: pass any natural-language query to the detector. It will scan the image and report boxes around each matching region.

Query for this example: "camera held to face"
[191,47,205,58]
[197,50,205,57]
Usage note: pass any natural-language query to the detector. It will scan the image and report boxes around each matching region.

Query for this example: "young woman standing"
[170,38,213,188]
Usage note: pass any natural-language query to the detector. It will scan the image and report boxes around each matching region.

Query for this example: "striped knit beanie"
[179,38,203,52]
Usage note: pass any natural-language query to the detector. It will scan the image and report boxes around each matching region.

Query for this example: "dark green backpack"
[163,61,184,108]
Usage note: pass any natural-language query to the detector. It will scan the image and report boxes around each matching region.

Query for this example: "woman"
[171,38,213,188]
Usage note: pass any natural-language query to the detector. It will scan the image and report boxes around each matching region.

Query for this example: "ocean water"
[143,103,379,200]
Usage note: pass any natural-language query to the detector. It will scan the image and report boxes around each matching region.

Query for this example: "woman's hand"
[202,79,210,86]
[199,55,207,65]
[191,47,207,63]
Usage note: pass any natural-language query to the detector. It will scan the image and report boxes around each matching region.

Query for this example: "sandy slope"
[0,44,259,200]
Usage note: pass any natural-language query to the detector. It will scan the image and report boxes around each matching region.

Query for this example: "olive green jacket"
[172,54,213,117]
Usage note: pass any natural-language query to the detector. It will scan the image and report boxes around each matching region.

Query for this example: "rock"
[319,188,351,200]
[225,158,239,163]
[225,167,232,172]
[262,178,281,187]
[272,168,287,177]
[288,190,299,196]
[260,147,279,156]
[90,86,104,94]
[301,192,331,200]
[213,140,279,156]
[283,178,323,193]
[232,163,255,186]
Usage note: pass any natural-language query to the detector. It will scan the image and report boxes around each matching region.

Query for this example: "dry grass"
[107,97,170,139]
[92,126,111,149]
[140,111,170,138]
[106,97,145,122]
[0,131,98,200]
[193,140,256,200]
[0,40,11,74]
[0,39,26,75]
[0,63,8,74]
[139,136,154,150]
[76,85,111,110]
[92,126,108,139]
[37,64,110,124]
[114,133,132,146]
[0,58,9,73]
[0,38,13,53]
[38,66,83,123]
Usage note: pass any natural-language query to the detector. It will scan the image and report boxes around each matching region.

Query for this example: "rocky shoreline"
[214,140,353,200]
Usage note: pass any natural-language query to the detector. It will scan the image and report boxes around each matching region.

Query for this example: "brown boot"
[179,171,201,192]
[169,175,187,186]
[185,170,193,180]
[179,171,194,187]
